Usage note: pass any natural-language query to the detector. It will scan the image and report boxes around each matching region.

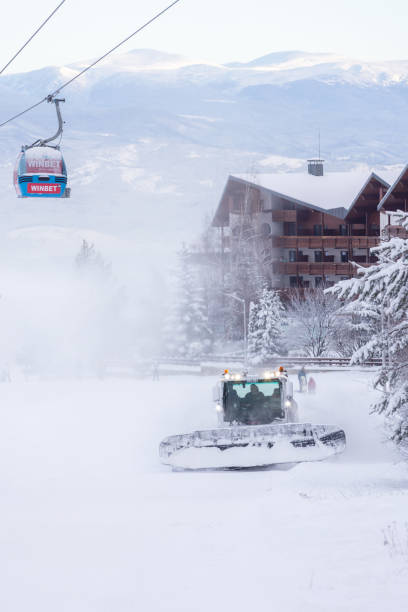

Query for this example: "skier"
[298,366,307,392]
[308,376,316,394]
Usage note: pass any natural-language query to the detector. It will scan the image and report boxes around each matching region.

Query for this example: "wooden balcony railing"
[273,262,355,276]
[272,236,380,249]
[381,225,408,239]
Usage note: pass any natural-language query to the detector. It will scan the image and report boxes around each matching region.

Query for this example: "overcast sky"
[1,0,408,74]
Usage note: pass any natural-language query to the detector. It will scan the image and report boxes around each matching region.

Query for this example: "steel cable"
[0,1,67,76]
[0,0,182,129]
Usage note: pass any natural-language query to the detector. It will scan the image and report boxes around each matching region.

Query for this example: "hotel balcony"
[271,236,379,249]
[272,262,366,276]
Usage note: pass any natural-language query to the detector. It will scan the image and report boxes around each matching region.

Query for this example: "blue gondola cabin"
[14,145,69,198]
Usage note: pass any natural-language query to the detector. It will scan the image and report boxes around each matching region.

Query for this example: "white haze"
[0,224,167,376]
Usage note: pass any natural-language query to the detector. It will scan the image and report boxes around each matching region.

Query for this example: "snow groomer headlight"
[215,404,223,413]
[285,400,291,408]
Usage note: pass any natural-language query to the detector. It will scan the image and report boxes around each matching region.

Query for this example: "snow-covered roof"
[231,170,400,213]
[377,164,408,211]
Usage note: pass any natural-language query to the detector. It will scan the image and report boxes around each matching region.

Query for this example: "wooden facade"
[212,171,399,289]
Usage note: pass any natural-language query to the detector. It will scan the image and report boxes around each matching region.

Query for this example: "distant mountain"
[227,50,339,68]
[0,48,407,259]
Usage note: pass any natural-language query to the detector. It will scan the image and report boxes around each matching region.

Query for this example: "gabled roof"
[377,163,408,211]
[346,172,389,214]
[212,169,402,227]
[344,172,395,220]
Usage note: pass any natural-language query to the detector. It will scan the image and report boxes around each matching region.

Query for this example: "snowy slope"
[0,371,406,611]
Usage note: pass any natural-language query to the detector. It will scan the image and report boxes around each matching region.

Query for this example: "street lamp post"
[222,292,247,367]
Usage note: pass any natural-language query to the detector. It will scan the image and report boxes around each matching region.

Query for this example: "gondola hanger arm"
[27,97,65,149]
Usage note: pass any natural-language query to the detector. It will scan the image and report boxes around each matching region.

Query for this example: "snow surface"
[24,146,63,161]
[0,371,407,611]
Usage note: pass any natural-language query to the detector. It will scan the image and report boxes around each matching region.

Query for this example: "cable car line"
[0,1,67,76]
[6,0,183,199]
[50,0,182,97]
[0,0,182,129]
[0,98,48,129]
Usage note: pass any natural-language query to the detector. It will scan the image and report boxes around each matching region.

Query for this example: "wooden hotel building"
[212,161,403,289]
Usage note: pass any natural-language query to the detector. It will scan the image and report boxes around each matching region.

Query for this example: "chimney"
[307,159,324,176]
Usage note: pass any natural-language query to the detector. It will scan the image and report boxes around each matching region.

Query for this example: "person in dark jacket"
[298,366,307,392]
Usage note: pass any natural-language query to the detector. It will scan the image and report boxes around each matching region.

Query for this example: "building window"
[289,276,298,288]
[340,250,348,263]
[314,250,323,262]
[289,250,297,262]
[339,224,347,236]
[313,224,322,236]
[284,222,296,236]
[315,276,323,287]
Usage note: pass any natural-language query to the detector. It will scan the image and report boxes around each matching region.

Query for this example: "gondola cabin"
[14,146,69,198]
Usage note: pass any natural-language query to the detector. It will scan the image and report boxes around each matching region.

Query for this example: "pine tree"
[75,239,111,277]
[163,245,212,358]
[73,239,124,376]
[331,297,382,359]
[328,214,408,451]
[223,178,267,342]
[248,287,285,364]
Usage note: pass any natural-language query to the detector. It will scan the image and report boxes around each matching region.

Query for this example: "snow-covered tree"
[190,216,225,340]
[75,239,111,277]
[327,212,408,451]
[73,239,126,376]
[331,300,381,359]
[285,287,339,357]
[248,287,286,364]
[163,245,212,358]
[224,181,267,341]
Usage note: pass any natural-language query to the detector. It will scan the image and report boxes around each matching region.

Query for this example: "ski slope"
[0,371,407,611]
